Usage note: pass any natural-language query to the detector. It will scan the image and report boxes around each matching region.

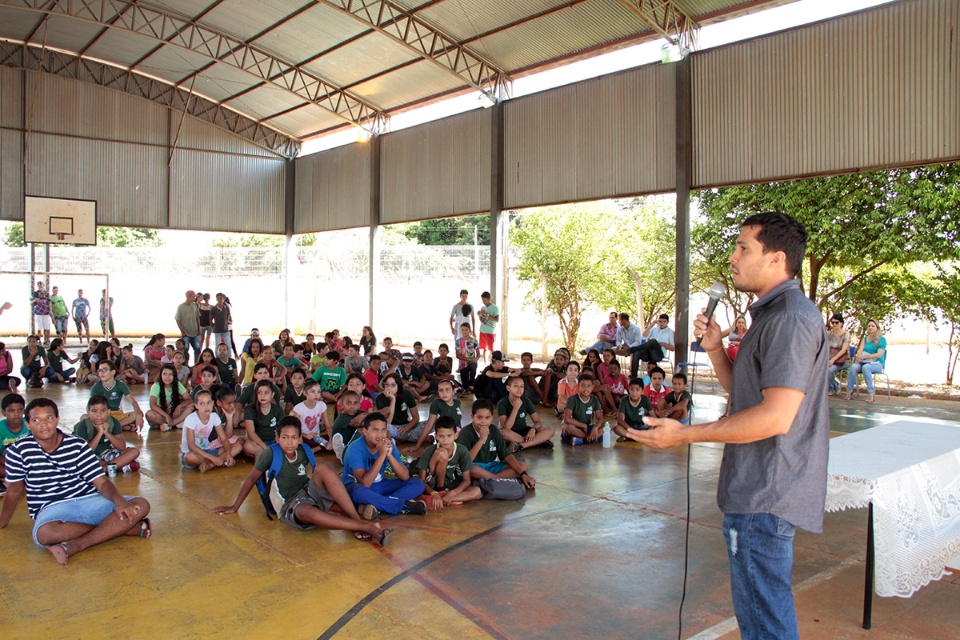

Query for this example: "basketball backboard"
[24,196,97,245]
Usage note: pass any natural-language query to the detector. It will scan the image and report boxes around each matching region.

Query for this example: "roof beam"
[0,41,301,158]
[319,0,511,101]
[1,0,388,132]
[618,0,699,50]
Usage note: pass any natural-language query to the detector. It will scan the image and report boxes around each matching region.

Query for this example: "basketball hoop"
[55,233,73,242]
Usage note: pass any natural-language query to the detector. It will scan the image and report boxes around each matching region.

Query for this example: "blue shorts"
[474,460,507,474]
[32,493,135,548]
[180,448,221,469]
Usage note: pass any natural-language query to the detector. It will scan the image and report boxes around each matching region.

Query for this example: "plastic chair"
[850,352,891,399]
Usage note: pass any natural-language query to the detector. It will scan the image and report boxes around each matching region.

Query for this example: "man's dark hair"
[658,314,669,321]
[650,366,667,379]
[25,397,59,420]
[460,289,468,295]
[619,313,630,322]
[742,211,808,278]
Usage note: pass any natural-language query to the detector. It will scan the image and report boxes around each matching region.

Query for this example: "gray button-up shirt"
[718,279,830,533]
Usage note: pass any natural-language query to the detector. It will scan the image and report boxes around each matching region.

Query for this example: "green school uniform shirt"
[497,396,537,433]
[215,357,237,384]
[663,390,693,410]
[73,416,124,455]
[254,445,311,505]
[428,397,462,421]
[243,404,284,443]
[284,385,306,407]
[618,395,653,425]
[375,389,418,426]
[416,442,473,487]
[332,411,360,444]
[567,394,602,427]
[90,380,131,411]
[456,422,510,464]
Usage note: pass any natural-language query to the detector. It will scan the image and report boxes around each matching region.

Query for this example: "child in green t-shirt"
[456,399,535,489]
[497,376,554,453]
[614,377,654,441]
[213,417,391,545]
[404,379,461,453]
[416,417,482,510]
[74,394,140,473]
[242,379,285,459]
[659,373,693,425]
[562,374,603,446]
[0,393,28,489]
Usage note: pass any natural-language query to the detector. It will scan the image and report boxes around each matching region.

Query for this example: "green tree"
[694,164,960,320]
[401,214,491,246]
[915,266,960,384]
[512,199,678,352]
[3,222,163,247]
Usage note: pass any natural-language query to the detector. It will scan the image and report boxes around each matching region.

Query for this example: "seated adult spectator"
[580,311,619,356]
[614,313,674,379]
[845,318,886,403]
[0,398,152,564]
[721,316,748,361]
[825,313,850,395]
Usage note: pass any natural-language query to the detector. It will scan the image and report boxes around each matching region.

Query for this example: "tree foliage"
[512,198,677,352]
[3,222,163,247]
[402,214,491,246]
[915,266,960,385]
[694,164,960,322]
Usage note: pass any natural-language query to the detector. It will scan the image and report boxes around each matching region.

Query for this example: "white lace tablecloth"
[826,421,960,597]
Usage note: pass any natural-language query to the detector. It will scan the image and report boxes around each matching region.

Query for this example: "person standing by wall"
[174,290,201,366]
[477,291,499,364]
[72,289,91,344]
[30,281,52,346]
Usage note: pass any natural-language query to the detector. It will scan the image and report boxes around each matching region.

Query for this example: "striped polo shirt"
[4,432,104,519]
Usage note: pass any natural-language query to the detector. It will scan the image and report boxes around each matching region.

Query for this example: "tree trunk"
[626,265,645,324]
[948,322,958,386]
[539,270,548,358]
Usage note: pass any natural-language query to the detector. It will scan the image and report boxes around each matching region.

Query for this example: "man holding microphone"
[626,211,829,640]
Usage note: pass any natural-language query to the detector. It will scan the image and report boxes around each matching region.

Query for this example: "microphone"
[704,282,727,321]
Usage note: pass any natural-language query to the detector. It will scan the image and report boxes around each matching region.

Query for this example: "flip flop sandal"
[354,530,373,541]
[377,528,394,547]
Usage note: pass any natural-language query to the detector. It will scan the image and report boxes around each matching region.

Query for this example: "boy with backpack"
[212,416,392,545]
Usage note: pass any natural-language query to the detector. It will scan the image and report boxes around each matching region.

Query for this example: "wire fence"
[0,243,583,351]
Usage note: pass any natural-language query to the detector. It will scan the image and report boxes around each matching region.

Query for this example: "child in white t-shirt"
[291,379,332,452]
[181,389,239,473]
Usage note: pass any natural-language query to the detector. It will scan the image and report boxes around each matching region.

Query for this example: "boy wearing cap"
[242,328,260,355]
[538,349,569,407]
[478,351,511,403]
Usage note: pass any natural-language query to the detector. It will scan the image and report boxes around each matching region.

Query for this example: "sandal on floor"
[354,530,373,541]
[377,528,394,547]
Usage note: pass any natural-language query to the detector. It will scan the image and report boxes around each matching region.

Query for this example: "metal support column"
[674,55,693,367]
[369,136,382,328]
[488,102,506,352]
[283,157,296,331]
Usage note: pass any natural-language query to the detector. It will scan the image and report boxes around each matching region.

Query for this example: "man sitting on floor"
[0,397,152,564]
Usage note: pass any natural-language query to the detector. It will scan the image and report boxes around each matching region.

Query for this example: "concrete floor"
[1,384,959,640]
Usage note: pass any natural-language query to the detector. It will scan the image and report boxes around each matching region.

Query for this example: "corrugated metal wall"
[692,0,960,187]
[0,70,287,232]
[380,108,491,224]
[504,62,677,209]
[0,67,24,220]
[295,143,372,233]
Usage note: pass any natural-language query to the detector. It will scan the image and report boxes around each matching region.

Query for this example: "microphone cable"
[677,339,704,640]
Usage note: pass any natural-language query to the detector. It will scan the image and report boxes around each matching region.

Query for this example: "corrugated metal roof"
[0,0,798,143]
[266,104,345,140]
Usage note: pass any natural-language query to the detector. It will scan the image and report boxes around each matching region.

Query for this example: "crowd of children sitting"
[0,322,692,559]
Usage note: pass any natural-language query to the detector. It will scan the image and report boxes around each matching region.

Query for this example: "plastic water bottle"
[602,421,612,448]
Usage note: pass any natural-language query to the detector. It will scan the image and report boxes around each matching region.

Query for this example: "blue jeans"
[346,478,425,515]
[722,513,799,640]
[32,493,136,548]
[21,365,52,379]
[826,363,847,392]
[583,339,614,354]
[45,367,75,382]
[846,361,884,393]
[182,335,202,360]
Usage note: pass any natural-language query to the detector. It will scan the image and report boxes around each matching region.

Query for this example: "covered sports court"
[1,0,959,637]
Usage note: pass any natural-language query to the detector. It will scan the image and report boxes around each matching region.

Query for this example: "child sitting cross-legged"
[242,379,285,459]
[147,363,194,432]
[73,394,140,473]
[190,365,219,403]
[283,367,307,414]
[561,373,603,446]
[658,373,693,424]
[341,413,427,520]
[497,375,555,453]
[402,378,462,454]
[290,378,332,452]
[213,416,392,546]
[613,377,653,441]
[416,416,482,510]
[181,389,243,473]
[331,390,366,462]
[456,399,536,489]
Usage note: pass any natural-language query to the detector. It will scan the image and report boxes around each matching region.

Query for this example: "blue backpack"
[256,442,316,520]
